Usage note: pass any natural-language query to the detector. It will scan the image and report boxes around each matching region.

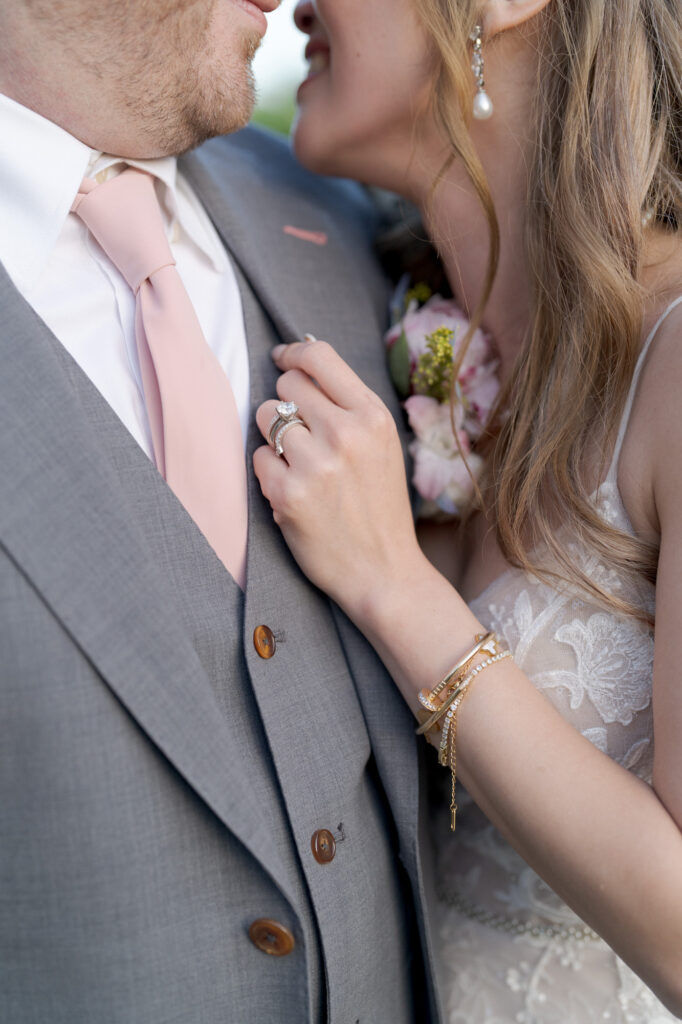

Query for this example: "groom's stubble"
[0,0,262,157]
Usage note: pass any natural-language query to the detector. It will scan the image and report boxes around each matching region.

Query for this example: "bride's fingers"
[255,399,302,443]
[274,369,344,431]
[252,443,289,517]
[255,399,314,464]
[256,365,347,451]
[271,339,372,411]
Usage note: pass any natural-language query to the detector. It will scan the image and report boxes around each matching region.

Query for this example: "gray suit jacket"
[0,126,441,1023]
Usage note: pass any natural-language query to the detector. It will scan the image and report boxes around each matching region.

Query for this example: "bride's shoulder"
[619,281,682,542]
[636,287,682,415]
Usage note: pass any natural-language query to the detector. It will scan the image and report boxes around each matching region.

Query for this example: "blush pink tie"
[71,168,248,587]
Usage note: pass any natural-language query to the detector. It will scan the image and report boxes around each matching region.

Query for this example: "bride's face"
[292,0,435,188]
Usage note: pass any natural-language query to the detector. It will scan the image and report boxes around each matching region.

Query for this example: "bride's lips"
[299,38,331,95]
[231,0,278,36]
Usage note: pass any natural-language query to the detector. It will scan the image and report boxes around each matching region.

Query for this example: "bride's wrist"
[344,552,471,651]
[338,550,492,719]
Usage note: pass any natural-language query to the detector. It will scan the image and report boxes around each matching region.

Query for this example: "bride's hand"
[253,339,427,616]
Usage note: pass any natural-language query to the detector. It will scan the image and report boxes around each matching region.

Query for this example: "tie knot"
[71,168,175,293]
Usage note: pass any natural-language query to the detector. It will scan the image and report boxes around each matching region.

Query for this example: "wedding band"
[274,418,308,458]
[268,400,301,447]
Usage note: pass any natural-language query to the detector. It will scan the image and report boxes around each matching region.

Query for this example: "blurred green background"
[252,92,297,137]
[251,0,305,138]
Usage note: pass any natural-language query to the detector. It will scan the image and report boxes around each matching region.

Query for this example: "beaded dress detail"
[430,297,682,1024]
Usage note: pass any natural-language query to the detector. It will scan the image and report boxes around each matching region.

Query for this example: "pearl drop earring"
[470,24,493,120]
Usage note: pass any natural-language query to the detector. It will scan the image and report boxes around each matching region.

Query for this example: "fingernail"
[303,333,317,343]
[271,345,285,359]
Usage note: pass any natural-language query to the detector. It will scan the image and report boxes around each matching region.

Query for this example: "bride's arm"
[253,338,682,1016]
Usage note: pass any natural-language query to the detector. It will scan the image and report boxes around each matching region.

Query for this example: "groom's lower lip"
[230,0,272,35]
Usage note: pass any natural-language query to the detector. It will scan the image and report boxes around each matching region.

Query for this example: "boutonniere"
[385,279,500,519]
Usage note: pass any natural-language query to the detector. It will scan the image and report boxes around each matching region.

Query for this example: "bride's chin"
[291,117,349,178]
[293,128,377,188]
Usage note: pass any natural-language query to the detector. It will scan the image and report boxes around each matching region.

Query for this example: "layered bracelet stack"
[415,631,511,831]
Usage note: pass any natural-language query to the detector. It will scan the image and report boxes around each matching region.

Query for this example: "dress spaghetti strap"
[604,295,682,485]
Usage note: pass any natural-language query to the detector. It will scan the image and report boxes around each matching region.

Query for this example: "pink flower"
[404,395,483,515]
[385,295,488,362]
[385,296,472,363]
[404,393,464,444]
[410,440,484,516]
[386,294,499,421]
[386,292,499,517]
[462,361,500,438]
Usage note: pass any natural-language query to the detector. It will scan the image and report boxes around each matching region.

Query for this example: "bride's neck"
[406,119,533,381]
[412,162,682,379]
[421,179,529,380]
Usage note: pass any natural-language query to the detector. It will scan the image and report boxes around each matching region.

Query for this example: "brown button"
[248,918,295,956]
[311,829,336,864]
[253,625,276,659]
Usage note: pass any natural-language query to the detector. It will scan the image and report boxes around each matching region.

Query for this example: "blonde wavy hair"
[415,0,682,619]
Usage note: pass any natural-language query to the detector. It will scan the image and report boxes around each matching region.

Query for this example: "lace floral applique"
[620,736,653,784]
[543,612,653,725]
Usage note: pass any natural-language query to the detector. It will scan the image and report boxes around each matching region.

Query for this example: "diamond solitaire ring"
[268,401,301,447]
[267,400,309,456]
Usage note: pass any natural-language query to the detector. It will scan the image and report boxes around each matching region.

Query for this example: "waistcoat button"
[248,918,295,956]
[311,829,336,864]
[253,624,276,659]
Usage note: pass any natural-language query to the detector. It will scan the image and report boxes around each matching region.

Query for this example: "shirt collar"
[87,151,178,195]
[0,93,225,294]
[88,152,228,274]
[0,92,91,294]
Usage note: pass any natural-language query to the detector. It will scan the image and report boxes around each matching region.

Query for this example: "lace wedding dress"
[430,297,682,1024]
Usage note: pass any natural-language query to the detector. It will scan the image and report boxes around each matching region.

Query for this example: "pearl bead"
[473,90,494,120]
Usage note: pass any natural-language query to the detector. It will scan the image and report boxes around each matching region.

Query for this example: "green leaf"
[388,328,411,399]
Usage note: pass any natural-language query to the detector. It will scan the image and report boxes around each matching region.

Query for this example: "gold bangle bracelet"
[437,651,512,765]
[440,650,512,831]
[414,630,512,832]
[417,631,496,714]
[415,632,505,735]
[416,678,468,736]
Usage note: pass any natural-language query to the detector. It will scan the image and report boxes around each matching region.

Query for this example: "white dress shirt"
[0,92,251,456]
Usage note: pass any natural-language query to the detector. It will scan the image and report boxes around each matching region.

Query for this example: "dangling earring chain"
[470,24,494,120]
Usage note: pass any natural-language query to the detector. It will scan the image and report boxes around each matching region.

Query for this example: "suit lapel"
[180,137,389,358]
[180,135,419,495]
[0,265,295,902]
[181,146,312,347]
